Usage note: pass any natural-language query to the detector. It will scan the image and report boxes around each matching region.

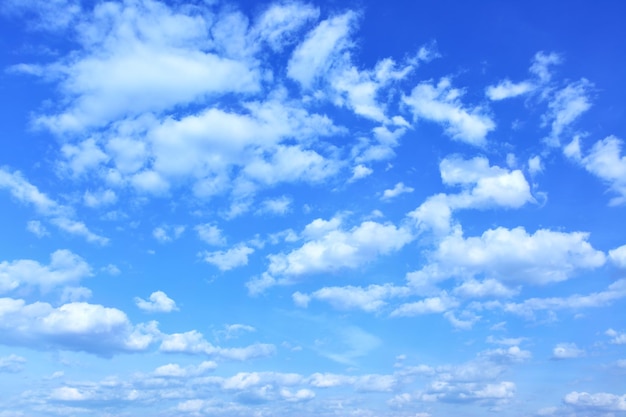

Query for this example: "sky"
[0,0,625,416]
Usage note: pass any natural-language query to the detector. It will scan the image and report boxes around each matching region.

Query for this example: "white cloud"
[83,189,117,208]
[301,284,409,312]
[1,0,81,31]
[410,156,533,233]
[349,164,373,181]
[201,244,254,271]
[390,294,458,317]
[134,291,178,313]
[490,279,626,318]
[51,217,109,245]
[257,196,292,215]
[609,244,626,268]
[552,343,585,359]
[563,391,626,412]
[287,11,356,89]
[0,168,65,216]
[195,223,226,246]
[159,330,275,361]
[381,182,414,201]
[262,217,413,286]
[60,138,109,177]
[605,328,626,345]
[486,79,535,101]
[35,0,261,133]
[0,168,108,244]
[543,79,593,145]
[453,279,519,299]
[0,250,92,294]
[26,220,48,237]
[528,155,543,175]
[0,354,26,373]
[403,78,495,146]
[418,226,605,286]
[153,361,217,378]
[566,135,626,205]
[0,298,159,354]
[217,324,256,341]
[529,51,562,83]
[152,225,185,243]
[251,2,320,51]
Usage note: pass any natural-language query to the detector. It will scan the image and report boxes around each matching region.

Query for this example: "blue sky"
[1,0,625,416]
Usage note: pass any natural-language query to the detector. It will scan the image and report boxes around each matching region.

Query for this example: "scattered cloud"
[135,291,179,313]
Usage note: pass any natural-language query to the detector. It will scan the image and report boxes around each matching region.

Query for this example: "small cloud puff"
[135,291,179,313]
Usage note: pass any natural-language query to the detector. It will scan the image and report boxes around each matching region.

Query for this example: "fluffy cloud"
[565,135,626,205]
[410,156,534,233]
[287,11,356,89]
[0,298,159,355]
[415,226,604,287]
[381,182,414,201]
[403,78,495,146]
[605,329,626,345]
[390,294,458,317]
[609,244,626,268]
[159,330,275,361]
[552,343,585,359]
[563,391,626,412]
[255,217,413,292]
[134,291,178,313]
[486,79,535,101]
[296,284,409,312]
[201,244,255,271]
[0,250,92,294]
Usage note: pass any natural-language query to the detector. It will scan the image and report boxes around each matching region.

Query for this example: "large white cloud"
[422,226,605,286]
[0,250,92,294]
[0,298,159,355]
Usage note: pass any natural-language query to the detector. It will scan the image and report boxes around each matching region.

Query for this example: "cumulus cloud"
[381,182,414,201]
[159,330,275,361]
[135,291,178,313]
[201,244,254,271]
[297,284,409,312]
[403,78,495,146]
[565,135,626,205]
[413,226,605,288]
[252,216,413,292]
[410,156,534,233]
[0,298,159,355]
[563,391,626,412]
[0,250,92,294]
